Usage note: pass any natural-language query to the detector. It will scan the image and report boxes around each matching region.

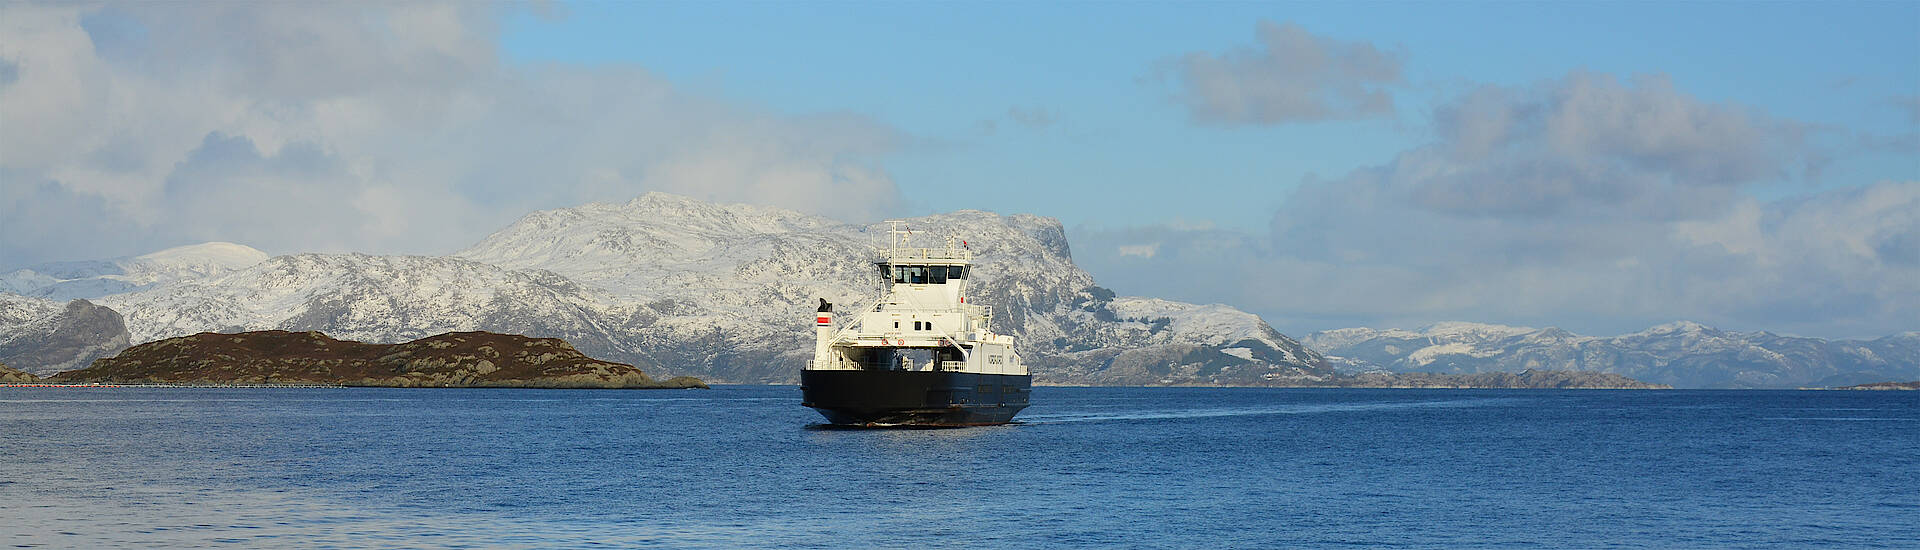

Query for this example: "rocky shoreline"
[48,330,706,389]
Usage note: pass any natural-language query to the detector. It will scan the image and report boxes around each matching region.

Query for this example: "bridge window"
[883,264,965,284]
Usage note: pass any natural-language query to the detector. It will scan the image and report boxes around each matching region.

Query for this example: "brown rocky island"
[49,330,707,389]
[0,360,40,383]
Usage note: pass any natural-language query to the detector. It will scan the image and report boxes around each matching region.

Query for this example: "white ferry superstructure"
[800,221,1031,426]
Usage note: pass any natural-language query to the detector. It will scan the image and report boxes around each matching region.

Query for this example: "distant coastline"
[1829,381,1920,391]
[1033,369,1670,390]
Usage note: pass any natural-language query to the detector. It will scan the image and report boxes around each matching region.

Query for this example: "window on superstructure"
[949,266,967,280]
[906,265,928,284]
[930,265,948,284]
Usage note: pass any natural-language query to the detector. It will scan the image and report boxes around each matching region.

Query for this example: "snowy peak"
[1636,320,1715,336]
[130,242,270,272]
[1303,322,1541,354]
[890,210,1073,261]
[1,242,269,301]
[619,192,836,233]
[457,193,851,284]
[1106,298,1283,349]
[1416,321,1536,340]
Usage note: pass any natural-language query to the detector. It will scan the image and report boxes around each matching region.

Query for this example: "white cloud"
[1164,20,1403,125]
[1116,244,1158,258]
[1078,72,1915,338]
[0,3,907,267]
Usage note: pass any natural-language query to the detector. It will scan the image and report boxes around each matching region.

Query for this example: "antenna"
[883,219,916,257]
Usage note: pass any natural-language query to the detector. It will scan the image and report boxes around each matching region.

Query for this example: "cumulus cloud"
[1164,20,1402,125]
[0,3,907,267]
[1078,72,1915,338]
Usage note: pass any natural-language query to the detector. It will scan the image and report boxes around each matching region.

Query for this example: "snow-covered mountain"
[1,242,269,300]
[13,193,1327,384]
[1304,322,1920,388]
[451,194,1325,384]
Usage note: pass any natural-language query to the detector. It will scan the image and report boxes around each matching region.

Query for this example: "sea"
[2,386,1916,549]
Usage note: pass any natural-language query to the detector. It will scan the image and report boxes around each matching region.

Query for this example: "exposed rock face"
[1306,322,1920,389]
[1324,369,1669,389]
[0,297,132,376]
[1835,381,1920,390]
[0,361,39,383]
[50,330,707,389]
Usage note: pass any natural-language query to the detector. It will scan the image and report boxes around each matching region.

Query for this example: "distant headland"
[44,330,707,389]
[1832,381,1920,390]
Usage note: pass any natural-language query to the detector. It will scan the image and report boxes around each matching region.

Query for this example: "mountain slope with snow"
[456,193,1327,384]
[1305,322,1920,388]
[48,193,1326,384]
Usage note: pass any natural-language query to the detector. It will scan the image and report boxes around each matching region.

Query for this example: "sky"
[0,1,1915,339]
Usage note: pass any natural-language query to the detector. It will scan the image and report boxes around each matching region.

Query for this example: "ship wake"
[1018,398,1521,424]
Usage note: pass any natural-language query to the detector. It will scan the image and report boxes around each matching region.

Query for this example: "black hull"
[801,370,1031,426]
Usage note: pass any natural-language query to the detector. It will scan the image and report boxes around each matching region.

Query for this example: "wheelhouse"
[878,263,969,285]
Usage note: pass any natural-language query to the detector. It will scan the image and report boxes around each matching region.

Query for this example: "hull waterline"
[801,370,1030,426]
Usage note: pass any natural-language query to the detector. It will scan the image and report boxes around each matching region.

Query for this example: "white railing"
[886,247,972,261]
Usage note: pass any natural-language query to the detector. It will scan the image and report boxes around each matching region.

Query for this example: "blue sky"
[1,2,1915,338]
[501,2,1916,230]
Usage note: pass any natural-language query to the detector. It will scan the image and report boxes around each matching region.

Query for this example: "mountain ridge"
[1305,321,1920,388]
[7,193,1327,385]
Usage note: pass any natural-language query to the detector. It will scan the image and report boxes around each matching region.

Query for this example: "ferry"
[801,222,1031,426]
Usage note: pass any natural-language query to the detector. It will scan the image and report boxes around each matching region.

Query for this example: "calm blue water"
[2,387,1916,548]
